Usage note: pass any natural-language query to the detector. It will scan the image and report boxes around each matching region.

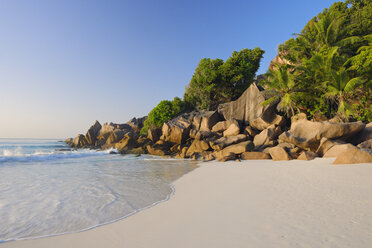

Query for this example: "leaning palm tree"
[323,67,366,121]
[262,64,300,117]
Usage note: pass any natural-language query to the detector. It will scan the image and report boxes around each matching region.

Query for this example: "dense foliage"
[140,97,186,135]
[265,0,371,122]
[184,47,264,110]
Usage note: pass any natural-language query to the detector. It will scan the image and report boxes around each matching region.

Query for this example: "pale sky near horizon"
[0,0,340,139]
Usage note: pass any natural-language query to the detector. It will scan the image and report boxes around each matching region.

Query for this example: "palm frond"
[344,77,366,93]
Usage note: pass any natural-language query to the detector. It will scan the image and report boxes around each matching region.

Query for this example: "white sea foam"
[0,149,116,163]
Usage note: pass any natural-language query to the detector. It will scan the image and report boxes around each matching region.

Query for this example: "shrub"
[140,97,186,136]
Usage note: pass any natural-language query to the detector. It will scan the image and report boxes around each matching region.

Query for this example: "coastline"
[3,158,372,248]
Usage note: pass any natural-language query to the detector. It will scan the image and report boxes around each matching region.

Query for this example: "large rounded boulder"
[278,119,365,151]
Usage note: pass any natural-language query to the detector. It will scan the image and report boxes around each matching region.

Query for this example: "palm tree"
[262,64,300,117]
[323,67,366,121]
[296,12,362,52]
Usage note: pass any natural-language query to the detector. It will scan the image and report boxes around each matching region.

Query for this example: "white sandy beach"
[3,158,372,248]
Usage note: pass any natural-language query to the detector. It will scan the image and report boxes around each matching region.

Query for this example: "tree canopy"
[267,0,371,122]
[184,47,264,110]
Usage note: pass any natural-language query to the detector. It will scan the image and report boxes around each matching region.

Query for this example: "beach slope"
[3,158,372,248]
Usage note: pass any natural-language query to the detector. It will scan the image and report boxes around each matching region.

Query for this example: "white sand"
[3,158,372,248]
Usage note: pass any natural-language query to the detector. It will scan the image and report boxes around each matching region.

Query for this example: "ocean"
[0,138,198,242]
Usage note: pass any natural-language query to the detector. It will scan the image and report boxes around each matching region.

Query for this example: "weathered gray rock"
[146,145,166,156]
[278,119,365,151]
[212,119,238,133]
[357,139,372,150]
[349,122,372,145]
[161,116,191,144]
[291,113,307,124]
[192,115,202,130]
[85,120,102,146]
[253,124,282,148]
[316,138,345,156]
[148,128,162,142]
[241,152,271,160]
[199,111,220,132]
[210,134,248,151]
[115,133,139,154]
[104,129,128,148]
[268,51,293,71]
[215,141,254,160]
[244,126,258,137]
[218,152,236,162]
[73,134,88,148]
[218,83,278,125]
[65,138,74,147]
[186,139,210,157]
[223,123,240,137]
[268,146,291,161]
[333,149,372,164]
[99,122,132,137]
[323,144,357,158]
[95,132,112,147]
[126,116,147,132]
[277,142,295,151]
[297,151,317,161]
[250,114,285,131]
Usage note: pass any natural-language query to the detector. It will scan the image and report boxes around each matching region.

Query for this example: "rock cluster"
[66,84,372,164]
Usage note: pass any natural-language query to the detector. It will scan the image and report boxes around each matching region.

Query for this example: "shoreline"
[3,158,372,248]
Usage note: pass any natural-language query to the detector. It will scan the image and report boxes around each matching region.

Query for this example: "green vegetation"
[141,0,371,134]
[140,97,186,135]
[141,47,264,134]
[264,0,371,122]
[184,47,264,110]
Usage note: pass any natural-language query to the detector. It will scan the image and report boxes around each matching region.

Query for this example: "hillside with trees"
[266,0,371,122]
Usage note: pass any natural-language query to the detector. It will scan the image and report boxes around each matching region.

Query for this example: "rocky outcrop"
[223,123,240,137]
[148,128,162,142]
[65,138,74,147]
[126,116,147,132]
[268,146,291,161]
[278,119,365,151]
[250,114,285,131]
[268,51,293,71]
[161,116,191,144]
[217,152,236,162]
[73,134,88,148]
[316,138,345,156]
[215,141,254,160]
[244,126,258,137]
[99,122,132,137]
[104,129,129,148]
[210,134,247,151]
[199,111,220,132]
[333,149,372,164]
[115,133,138,154]
[85,120,102,146]
[218,83,278,125]
[323,144,357,158]
[212,119,238,133]
[241,152,271,160]
[186,139,210,157]
[357,139,372,150]
[146,145,166,156]
[253,124,282,148]
[349,122,372,145]
[297,151,317,161]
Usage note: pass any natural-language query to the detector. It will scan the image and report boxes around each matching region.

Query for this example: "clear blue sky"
[0,0,339,138]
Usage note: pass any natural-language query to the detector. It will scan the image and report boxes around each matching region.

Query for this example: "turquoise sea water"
[0,139,197,242]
